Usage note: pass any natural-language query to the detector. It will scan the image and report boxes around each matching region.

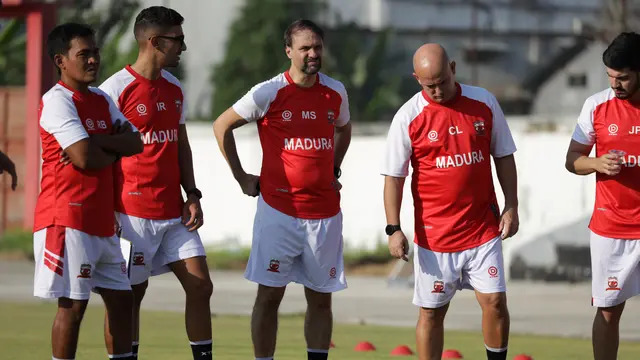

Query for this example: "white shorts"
[413,236,506,308]
[33,226,131,300]
[117,213,207,285]
[590,231,640,308]
[244,196,347,293]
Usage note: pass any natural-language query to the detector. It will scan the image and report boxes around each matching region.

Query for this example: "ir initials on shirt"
[629,126,640,134]
[156,102,166,111]
[449,126,463,135]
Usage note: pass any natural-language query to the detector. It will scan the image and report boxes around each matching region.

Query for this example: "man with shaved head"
[100,6,212,360]
[382,43,518,360]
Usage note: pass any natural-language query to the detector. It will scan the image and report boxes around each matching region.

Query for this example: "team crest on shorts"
[606,276,621,291]
[327,110,335,125]
[77,264,92,278]
[121,261,127,274]
[432,280,445,293]
[132,252,145,266]
[329,267,337,279]
[474,120,486,136]
[267,259,280,273]
[488,266,499,278]
[175,99,182,113]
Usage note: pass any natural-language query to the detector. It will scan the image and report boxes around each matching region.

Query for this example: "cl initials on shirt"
[629,126,640,134]
[449,126,463,135]
[156,102,166,111]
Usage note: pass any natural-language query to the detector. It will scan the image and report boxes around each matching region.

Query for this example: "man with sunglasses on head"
[99,6,212,360]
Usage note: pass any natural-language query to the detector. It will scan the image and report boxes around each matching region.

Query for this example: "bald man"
[381,44,518,360]
[99,6,213,360]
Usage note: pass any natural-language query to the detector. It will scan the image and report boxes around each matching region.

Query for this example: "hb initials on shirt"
[84,118,110,133]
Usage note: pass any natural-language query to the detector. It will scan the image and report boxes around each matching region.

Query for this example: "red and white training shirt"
[233,71,350,219]
[35,81,134,237]
[382,83,516,252]
[100,66,186,220]
[572,88,640,239]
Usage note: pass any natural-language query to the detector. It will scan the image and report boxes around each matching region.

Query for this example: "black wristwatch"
[385,224,401,236]
[185,187,202,200]
[334,166,341,179]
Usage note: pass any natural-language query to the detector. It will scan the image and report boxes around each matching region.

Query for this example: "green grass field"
[1,301,639,359]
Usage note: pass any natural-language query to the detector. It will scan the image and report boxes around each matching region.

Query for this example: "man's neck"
[628,88,640,104]
[288,65,317,88]
[60,76,90,93]
[130,55,163,80]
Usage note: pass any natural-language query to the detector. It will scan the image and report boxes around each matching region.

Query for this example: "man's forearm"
[85,143,118,170]
[214,122,247,180]
[334,123,352,168]
[494,154,518,207]
[91,132,143,156]
[178,140,197,190]
[566,151,597,175]
[384,176,405,225]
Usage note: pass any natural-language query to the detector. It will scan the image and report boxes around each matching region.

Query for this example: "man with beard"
[213,19,351,360]
[566,32,640,360]
[99,6,212,360]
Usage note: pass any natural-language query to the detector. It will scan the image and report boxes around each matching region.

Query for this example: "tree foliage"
[210,0,326,118]
[0,19,26,86]
[210,0,410,122]
[0,0,141,86]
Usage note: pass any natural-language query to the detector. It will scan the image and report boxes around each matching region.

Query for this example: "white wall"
[189,121,596,263]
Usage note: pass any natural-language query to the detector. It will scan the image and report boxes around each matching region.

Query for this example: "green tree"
[210,0,409,122]
[0,19,26,86]
[0,0,141,86]
[210,0,326,118]
[325,25,407,121]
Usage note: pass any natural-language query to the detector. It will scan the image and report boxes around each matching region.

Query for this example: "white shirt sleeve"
[232,82,277,122]
[572,98,596,146]
[98,79,121,110]
[489,95,517,158]
[381,110,413,177]
[40,92,89,150]
[335,83,350,127]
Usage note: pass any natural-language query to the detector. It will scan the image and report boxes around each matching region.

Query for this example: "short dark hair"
[46,23,95,62]
[134,6,184,39]
[603,32,640,71]
[284,19,324,48]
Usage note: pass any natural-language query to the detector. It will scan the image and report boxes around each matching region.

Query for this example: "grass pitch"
[1,301,639,359]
